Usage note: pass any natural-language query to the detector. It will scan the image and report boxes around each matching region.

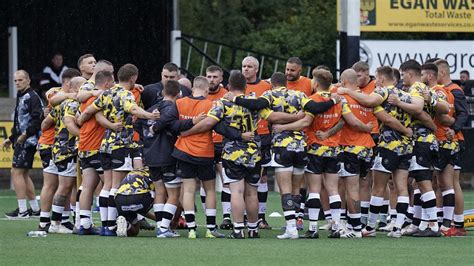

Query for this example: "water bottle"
[27,231,47,237]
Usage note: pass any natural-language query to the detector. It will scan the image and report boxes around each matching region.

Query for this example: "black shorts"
[115,193,153,223]
[176,160,215,181]
[338,152,371,178]
[100,153,112,171]
[270,147,308,169]
[39,147,52,168]
[222,159,261,186]
[372,147,411,173]
[111,148,133,171]
[39,147,58,174]
[260,134,272,166]
[409,142,436,182]
[306,154,339,174]
[80,153,103,174]
[435,147,459,170]
[55,156,77,177]
[131,145,143,160]
[12,144,36,169]
[214,143,223,164]
[149,165,181,186]
[371,134,380,163]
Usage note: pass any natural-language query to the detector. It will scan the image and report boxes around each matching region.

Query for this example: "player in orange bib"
[172,76,225,238]
[285,57,313,96]
[338,66,416,238]
[203,65,231,229]
[352,61,381,224]
[434,59,469,236]
[333,69,375,238]
[76,70,118,235]
[242,56,273,229]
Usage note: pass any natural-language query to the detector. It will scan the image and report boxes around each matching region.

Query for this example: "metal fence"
[178,33,315,82]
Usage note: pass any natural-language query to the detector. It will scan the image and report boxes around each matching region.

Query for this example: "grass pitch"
[0,190,473,265]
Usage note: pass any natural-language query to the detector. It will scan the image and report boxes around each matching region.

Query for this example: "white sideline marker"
[269,212,282,218]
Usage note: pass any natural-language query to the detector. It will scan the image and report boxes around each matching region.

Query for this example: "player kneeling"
[115,169,155,237]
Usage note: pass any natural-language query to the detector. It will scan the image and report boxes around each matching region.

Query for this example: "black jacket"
[451,88,469,133]
[9,87,43,147]
[139,100,194,167]
[142,81,192,110]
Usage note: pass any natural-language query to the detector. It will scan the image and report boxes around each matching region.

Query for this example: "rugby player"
[338,66,415,238]
[242,56,273,229]
[37,68,81,231]
[434,59,469,236]
[42,77,86,233]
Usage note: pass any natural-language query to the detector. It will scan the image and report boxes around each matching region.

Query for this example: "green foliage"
[180,0,338,74]
[180,0,473,77]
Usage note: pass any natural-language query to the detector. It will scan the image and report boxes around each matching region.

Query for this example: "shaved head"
[94,60,114,74]
[178,77,192,89]
[14,70,31,91]
[70,76,87,92]
[15,70,30,80]
[340,69,358,86]
[193,76,210,90]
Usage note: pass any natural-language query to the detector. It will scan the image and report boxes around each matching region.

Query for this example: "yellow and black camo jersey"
[92,85,137,153]
[49,98,80,162]
[373,85,413,155]
[79,79,95,92]
[208,97,272,167]
[116,169,155,196]
[260,87,312,151]
[408,81,446,144]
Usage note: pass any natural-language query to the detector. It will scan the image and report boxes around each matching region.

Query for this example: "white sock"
[18,199,27,213]
[99,190,109,224]
[29,199,39,211]
[160,204,177,230]
[200,187,206,211]
[329,195,342,229]
[107,188,118,229]
[206,208,217,229]
[257,182,268,193]
[80,210,92,229]
[184,210,196,229]
[154,203,164,227]
[286,217,296,231]
[368,196,384,228]
[39,211,50,227]
[307,193,320,232]
[395,196,409,229]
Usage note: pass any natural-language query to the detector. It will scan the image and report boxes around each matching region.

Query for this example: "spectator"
[40,52,68,96]
[459,70,473,96]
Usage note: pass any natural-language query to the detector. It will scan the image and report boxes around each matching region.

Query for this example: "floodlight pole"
[8,27,18,99]
[170,0,181,67]
[339,0,360,72]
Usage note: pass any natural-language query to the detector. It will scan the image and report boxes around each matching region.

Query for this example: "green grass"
[0,190,473,265]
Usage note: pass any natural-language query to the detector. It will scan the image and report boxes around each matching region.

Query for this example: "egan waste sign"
[338,0,474,32]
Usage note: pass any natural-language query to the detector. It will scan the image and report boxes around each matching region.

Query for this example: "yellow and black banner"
[339,0,474,32]
[0,121,42,168]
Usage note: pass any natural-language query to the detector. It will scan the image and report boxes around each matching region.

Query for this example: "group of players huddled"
[3,53,468,239]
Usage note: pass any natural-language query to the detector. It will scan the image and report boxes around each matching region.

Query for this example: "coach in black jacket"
[2,70,43,218]
[141,62,192,110]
